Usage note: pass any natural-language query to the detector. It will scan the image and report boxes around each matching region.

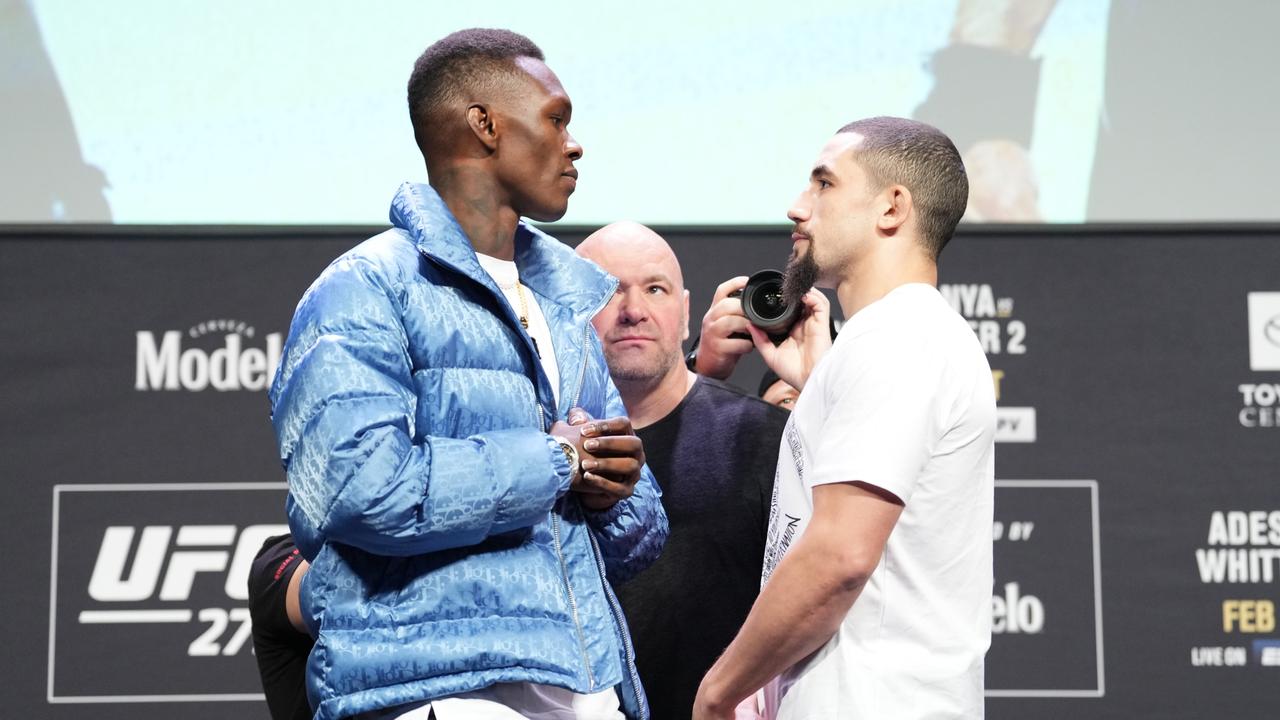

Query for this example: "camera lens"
[754,288,786,316]
[740,269,799,334]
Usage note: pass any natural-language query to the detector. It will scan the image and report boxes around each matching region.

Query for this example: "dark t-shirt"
[618,377,789,720]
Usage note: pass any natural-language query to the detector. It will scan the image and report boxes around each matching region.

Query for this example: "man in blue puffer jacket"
[269,29,667,720]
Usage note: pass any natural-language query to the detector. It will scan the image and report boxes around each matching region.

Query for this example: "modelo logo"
[85,523,286,657]
[992,582,1045,634]
[135,319,282,391]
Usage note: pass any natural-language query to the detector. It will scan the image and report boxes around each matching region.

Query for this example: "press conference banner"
[1,227,1277,719]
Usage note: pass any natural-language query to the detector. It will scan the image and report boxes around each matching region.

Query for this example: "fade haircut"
[407,29,544,161]
[837,116,968,258]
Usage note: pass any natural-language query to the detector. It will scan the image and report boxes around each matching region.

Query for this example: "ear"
[876,185,912,234]
[681,289,691,342]
[465,103,499,151]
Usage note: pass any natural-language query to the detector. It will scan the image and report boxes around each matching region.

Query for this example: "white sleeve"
[809,327,945,505]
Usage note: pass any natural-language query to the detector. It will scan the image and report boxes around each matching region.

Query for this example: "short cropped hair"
[407,29,544,159]
[837,117,968,257]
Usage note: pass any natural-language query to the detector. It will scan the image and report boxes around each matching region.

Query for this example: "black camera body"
[732,269,799,342]
[684,268,801,370]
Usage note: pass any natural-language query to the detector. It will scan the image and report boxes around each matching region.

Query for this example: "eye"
[817,179,832,190]
[779,397,795,406]
[647,285,668,295]
[550,115,564,128]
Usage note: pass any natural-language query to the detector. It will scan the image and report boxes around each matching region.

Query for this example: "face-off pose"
[268,29,666,720]
[694,116,996,720]
[251,221,786,720]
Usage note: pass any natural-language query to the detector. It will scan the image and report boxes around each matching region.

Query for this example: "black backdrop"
[2,225,1278,719]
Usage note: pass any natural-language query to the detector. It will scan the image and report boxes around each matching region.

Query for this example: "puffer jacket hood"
[270,182,667,720]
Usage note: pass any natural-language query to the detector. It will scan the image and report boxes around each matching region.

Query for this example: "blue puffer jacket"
[269,182,667,720]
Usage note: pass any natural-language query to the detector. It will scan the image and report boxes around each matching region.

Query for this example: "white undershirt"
[477,253,560,406]
[367,683,623,720]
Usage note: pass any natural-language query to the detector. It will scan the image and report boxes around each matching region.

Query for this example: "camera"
[732,269,799,341]
[684,268,802,370]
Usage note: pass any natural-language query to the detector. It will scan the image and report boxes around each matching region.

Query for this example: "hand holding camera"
[688,268,834,388]
[693,269,806,377]
[744,286,832,392]
[694,275,754,379]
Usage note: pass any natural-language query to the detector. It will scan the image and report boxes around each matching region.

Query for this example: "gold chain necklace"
[513,282,540,358]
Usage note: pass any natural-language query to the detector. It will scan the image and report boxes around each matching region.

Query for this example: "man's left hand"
[567,411,645,511]
[748,288,832,391]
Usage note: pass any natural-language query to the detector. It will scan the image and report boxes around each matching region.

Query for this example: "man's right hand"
[694,276,755,379]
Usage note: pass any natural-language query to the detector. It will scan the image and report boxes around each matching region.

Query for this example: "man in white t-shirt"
[693,116,995,720]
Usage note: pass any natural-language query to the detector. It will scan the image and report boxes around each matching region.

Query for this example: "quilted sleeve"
[269,255,572,558]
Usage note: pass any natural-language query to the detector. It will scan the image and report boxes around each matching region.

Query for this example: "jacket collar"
[389,182,616,319]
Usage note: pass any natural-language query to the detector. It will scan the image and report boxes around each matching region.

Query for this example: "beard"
[603,342,680,386]
[781,244,820,310]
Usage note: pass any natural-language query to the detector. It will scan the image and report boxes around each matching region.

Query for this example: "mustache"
[605,332,657,342]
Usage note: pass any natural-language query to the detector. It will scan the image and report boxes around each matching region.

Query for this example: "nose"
[616,287,648,324]
[787,192,811,225]
[565,132,583,161]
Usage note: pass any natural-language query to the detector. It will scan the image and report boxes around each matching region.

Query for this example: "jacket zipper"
[569,282,614,411]
[553,305,615,693]
[550,326,601,691]
[568,289,640,707]
[551,509,597,691]
[469,253,613,695]
[541,332,593,689]
[570,324,591,409]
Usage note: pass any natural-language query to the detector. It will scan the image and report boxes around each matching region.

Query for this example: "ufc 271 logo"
[87,523,286,656]
[50,483,288,703]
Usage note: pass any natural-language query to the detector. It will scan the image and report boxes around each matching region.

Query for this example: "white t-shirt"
[477,252,561,406]
[760,283,995,720]
[362,683,623,720]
